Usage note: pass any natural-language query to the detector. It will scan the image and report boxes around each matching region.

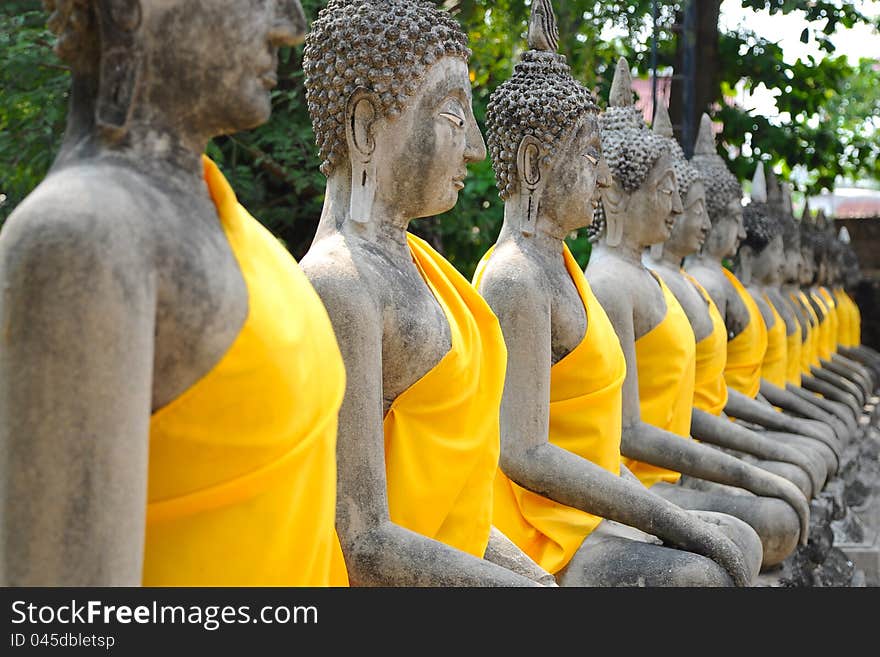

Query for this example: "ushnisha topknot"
[303,0,471,176]
[652,101,700,199]
[690,113,743,222]
[485,0,598,200]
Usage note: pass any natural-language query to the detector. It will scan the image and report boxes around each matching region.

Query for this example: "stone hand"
[692,521,753,587]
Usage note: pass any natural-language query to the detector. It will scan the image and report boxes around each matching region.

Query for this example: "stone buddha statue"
[299,0,549,587]
[759,172,871,430]
[804,210,875,406]
[684,116,844,477]
[585,59,807,570]
[0,1,352,587]
[643,106,822,501]
[835,239,878,377]
[471,1,759,587]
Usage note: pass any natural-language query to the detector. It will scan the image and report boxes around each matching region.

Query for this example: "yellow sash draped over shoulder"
[820,287,839,351]
[630,273,696,488]
[761,293,788,387]
[722,269,767,398]
[792,291,814,376]
[839,290,861,346]
[144,157,348,586]
[812,290,832,360]
[473,244,626,574]
[383,233,506,559]
[785,310,803,386]
[834,289,852,348]
[798,290,821,368]
[684,272,729,416]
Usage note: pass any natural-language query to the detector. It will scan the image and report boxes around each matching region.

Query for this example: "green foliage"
[0,2,69,220]
[1,0,877,276]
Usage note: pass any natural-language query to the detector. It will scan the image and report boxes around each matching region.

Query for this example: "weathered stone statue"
[758,172,869,433]
[585,59,807,569]
[472,2,760,587]
[0,0,351,587]
[684,116,844,476]
[299,0,549,587]
[803,209,874,407]
[644,106,822,500]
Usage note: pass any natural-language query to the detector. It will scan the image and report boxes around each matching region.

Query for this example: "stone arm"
[825,355,872,400]
[785,384,856,441]
[690,407,821,497]
[479,271,753,585]
[685,265,727,323]
[304,267,538,587]
[591,280,808,546]
[839,346,880,384]
[758,381,843,461]
[0,204,154,586]
[801,372,862,420]
[725,387,840,446]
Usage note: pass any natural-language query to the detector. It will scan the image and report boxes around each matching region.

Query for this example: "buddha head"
[303,0,485,225]
[739,162,784,285]
[841,241,861,291]
[485,0,605,237]
[778,183,803,285]
[648,102,707,261]
[689,114,745,260]
[588,57,680,248]
[44,0,306,145]
[799,218,818,287]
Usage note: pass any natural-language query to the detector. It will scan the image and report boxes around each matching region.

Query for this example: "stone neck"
[55,72,206,188]
[497,217,566,262]
[594,236,646,269]
[318,169,412,260]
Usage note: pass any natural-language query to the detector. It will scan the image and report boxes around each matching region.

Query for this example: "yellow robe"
[785,312,803,387]
[789,290,819,376]
[761,293,788,388]
[819,287,840,352]
[811,290,833,361]
[144,157,348,586]
[722,269,767,399]
[797,290,822,369]
[383,233,506,558]
[839,290,862,347]
[834,288,852,349]
[684,272,729,416]
[473,244,626,574]
[629,273,696,488]
[848,292,862,346]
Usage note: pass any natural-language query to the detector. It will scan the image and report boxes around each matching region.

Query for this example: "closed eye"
[440,112,465,128]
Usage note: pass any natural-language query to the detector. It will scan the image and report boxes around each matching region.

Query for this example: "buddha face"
[369,57,486,220]
[782,245,802,283]
[752,234,784,285]
[666,180,709,256]
[707,198,744,259]
[540,114,606,232]
[800,247,816,285]
[607,151,680,247]
[143,0,306,136]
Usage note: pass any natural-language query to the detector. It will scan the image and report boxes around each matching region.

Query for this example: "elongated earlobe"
[516,135,544,237]
[345,90,379,224]
[94,0,143,138]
